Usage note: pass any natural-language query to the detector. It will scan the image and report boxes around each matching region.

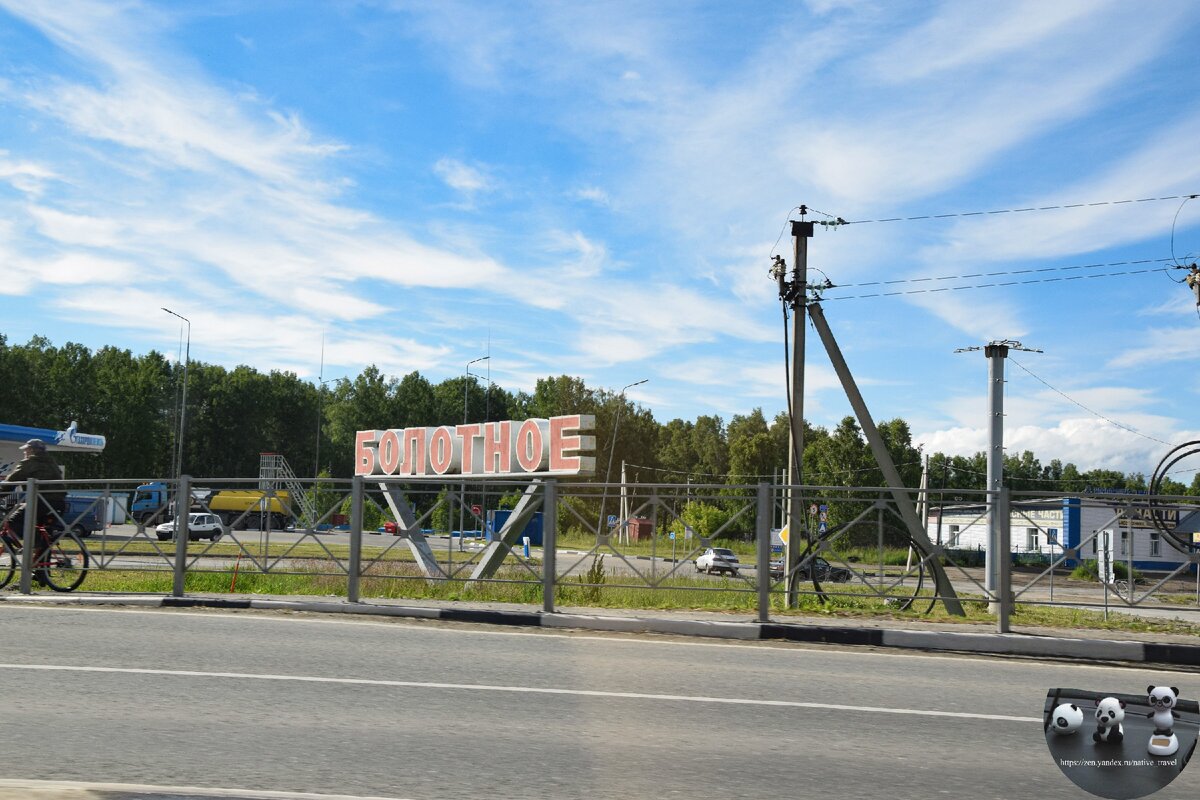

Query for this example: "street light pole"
[162,308,191,480]
[599,379,648,543]
[461,356,489,544]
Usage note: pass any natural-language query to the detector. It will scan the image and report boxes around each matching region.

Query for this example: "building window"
[1026,528,1039,551]
[948,525,960,546]
[1119,530,1128,556]
[1150,533,1161,557]
[1091,536,1098,554]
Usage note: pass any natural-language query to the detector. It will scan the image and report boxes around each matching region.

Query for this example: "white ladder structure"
[259,453,317,527]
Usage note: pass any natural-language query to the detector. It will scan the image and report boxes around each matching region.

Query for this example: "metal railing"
[3,476,1198,631]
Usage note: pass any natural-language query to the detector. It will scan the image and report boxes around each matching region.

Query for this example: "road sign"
[669,531,675,540]
[471,504,482,517]
[818,521,827,533]
[607,514,618,527]
[684,525,695,539]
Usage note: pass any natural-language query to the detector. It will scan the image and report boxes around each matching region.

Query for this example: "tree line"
[3,334,1197,500]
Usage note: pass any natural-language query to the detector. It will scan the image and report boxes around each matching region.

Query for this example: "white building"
[926,498,1195,572]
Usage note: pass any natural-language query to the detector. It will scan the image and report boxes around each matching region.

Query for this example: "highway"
[1,606,1197,799]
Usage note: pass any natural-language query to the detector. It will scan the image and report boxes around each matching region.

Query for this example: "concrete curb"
[7,593,1199,665]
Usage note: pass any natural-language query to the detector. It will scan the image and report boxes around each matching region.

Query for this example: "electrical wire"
[1169,195,1198,273]
[831,256,1178,289]
[769,207,802,258]
[622,459,924,481]
[821,264,1179,301]
[842,193,1199,225]
[1009,358,1176,447]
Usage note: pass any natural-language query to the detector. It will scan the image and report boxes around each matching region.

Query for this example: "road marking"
[0,779,409,799]
[5,603,1192,675]
[0,662,1038,722]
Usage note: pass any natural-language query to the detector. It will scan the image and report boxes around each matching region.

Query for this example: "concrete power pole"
[956,340,1040,617]
[779,217,813,607]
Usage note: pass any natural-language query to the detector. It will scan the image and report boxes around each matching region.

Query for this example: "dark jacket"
[2,452,66,504]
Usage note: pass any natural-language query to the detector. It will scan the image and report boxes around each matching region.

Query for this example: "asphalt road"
[1,606,1198,800]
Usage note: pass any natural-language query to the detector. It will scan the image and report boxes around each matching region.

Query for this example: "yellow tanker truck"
[131,483,295,529]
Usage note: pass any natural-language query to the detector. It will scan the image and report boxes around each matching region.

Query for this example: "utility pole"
[772,213,813,606]
[956,340,1040,615]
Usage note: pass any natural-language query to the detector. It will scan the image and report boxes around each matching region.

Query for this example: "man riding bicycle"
[1,439,67,537]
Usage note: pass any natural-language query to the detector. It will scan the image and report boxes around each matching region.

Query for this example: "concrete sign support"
[374,482,447,579]
[469,480,544,583]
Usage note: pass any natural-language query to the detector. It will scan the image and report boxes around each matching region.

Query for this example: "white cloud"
[1108,326,1200,370]
[917,417,1197,474]
[866,0,1107,83]
[29,206,125,248]
[433,157,493,195]
[573,186,611,207]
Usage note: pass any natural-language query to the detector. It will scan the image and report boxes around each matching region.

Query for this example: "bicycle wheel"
[35,530,89,592]
[0,536,16,590]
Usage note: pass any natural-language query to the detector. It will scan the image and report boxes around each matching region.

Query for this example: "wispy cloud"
[433,157,493,195]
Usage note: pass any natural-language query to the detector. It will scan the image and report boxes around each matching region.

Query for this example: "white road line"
[0,778,408,800]
[0,662,1038,722]
[4,603,1192,674]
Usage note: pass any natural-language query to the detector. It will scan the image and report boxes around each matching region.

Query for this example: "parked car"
[695,547,740,576]
[156,512,225,542]
[61,495,105,538]
[770,557,852,583]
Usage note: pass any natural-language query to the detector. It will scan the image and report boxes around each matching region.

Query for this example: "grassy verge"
[63,559,1200,637]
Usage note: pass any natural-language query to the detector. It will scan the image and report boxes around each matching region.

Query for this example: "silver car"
[695,547,740,576]
[155,512,225,542]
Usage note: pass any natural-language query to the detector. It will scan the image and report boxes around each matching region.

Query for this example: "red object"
[471,505,482,517]
[384,521,398,535]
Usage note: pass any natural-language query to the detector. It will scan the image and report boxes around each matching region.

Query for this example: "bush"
[1070,559,1142,583]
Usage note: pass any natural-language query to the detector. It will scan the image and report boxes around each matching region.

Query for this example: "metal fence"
[2,475,1199,631]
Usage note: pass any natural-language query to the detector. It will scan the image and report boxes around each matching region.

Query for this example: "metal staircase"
[259,453,317,527]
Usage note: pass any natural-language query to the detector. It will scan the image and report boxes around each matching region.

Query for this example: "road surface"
[0,605,1197,799]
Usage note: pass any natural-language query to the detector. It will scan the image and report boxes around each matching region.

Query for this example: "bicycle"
[0,500,90,592]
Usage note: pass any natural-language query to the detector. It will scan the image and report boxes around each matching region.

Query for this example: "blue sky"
[0,0,1198,477]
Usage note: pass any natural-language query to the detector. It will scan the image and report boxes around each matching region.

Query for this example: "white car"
[156,513,225,542]
[695,547,740,576]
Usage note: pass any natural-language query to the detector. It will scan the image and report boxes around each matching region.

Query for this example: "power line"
[1009,358,1176,447]
[831,256,1178,289]
[821,264,1182,301]
[841,193,1199,225]
[623,460,923,481]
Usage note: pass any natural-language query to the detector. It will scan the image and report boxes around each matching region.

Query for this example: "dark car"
[771,556,851,583]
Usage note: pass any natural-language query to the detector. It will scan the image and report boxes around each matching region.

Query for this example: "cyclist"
[1,439,67,538]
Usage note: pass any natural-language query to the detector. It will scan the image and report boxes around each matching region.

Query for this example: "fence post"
[543,480,557,614]
[756,482,771,623]
[172,475,191,597]
[18,479,37,594]
[348,475,363,603]
[997,487,1011,633]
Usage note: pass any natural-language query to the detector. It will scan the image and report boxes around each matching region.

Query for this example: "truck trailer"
[131,483,295,529]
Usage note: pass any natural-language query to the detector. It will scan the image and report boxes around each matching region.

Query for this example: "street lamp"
[460,356,490,545]
[464,356,489,425]
[598,379,648,541]
[161,308,190,479]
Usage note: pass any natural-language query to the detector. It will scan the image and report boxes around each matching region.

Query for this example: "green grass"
[61,559,1200,637]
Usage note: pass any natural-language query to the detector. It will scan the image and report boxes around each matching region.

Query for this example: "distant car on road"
[774,556,851,583]
[695,547,740,576]
[156,513,225,542]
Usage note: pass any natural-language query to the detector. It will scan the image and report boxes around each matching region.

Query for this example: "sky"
[0,0,1198,479]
